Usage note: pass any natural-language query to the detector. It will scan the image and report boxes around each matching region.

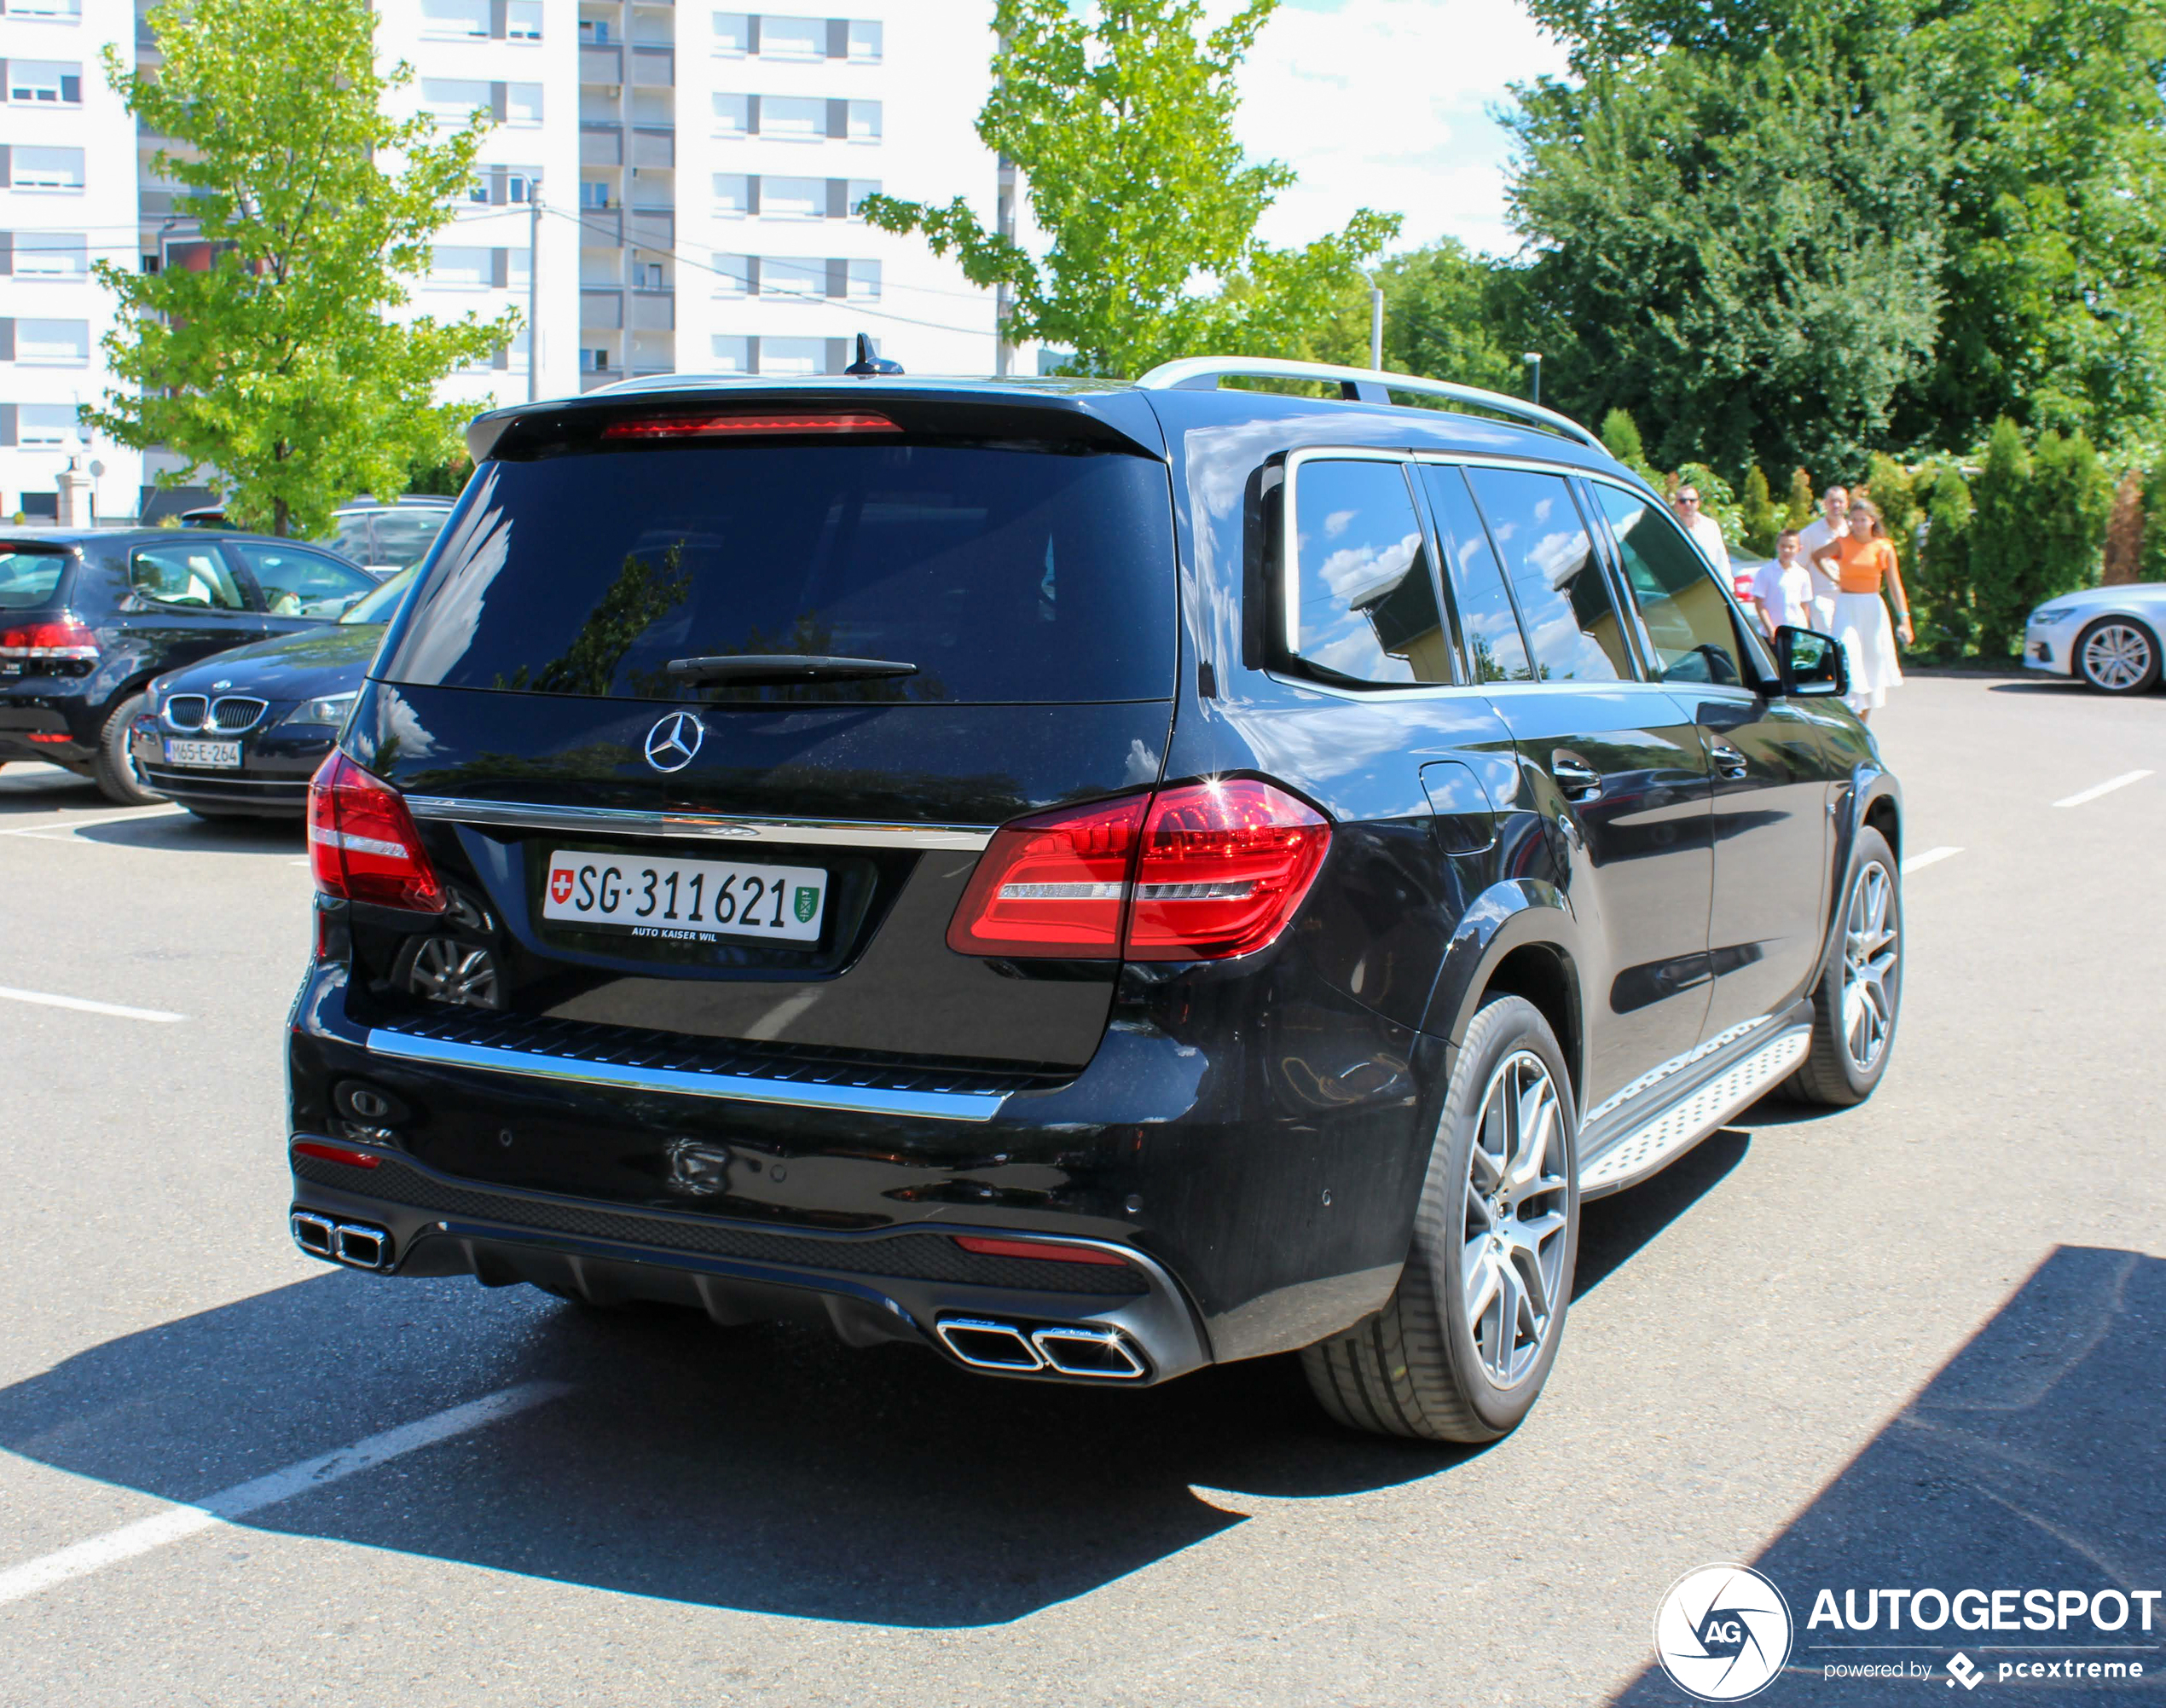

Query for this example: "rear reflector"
[308,750,447,913]
[26,732,72,744]
[947,779,1329,961]
[601,412,901,440]
[291,1140,381,1169]
[952,1234,1131,1268]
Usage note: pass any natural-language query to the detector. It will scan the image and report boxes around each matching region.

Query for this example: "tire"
[1784,826,1902,1107]
[91,693,165,807]
[1300,994,1579,1444]
[2074,617,2161,695]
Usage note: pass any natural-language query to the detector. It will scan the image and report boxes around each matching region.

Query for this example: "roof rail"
[1132,356,1606,453]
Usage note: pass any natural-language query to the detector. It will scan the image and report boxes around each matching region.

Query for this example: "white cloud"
[1228,0,1568,259]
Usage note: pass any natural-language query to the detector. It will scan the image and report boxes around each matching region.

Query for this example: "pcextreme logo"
[1654,1564,1794,1701]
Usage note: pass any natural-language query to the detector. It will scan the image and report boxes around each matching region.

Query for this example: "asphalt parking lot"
[0,672,2160,1707]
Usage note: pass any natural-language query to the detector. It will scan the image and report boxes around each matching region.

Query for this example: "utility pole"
[527,173,542,402]
[993,29,1016,376]
[1524,350,1542,406]
[1357,268,1384,371]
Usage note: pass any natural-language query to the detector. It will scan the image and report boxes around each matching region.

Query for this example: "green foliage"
[1783,466,1817,530]
[2142,460,2166,582]
[86,0,514,537]
[1601,408,1651,477]
[1965,417,2111,653]
[1297,240,1521,392]
[1915,461,1978,652]
[1739,465,1779,556]
[1966,418,2033,656]
[1864,453,1920,589]
[403,450,473,498]
[860,0,1395,379]
[2028,426,2114,601]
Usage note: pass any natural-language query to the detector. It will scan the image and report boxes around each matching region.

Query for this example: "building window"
[421,78,491,122]
[506,0,542,39]
[430,246,529,289]
[712,93,750,136]
[578,180,611,209]
[847,100,880,142]
[847,19,882,61]
[714,173,752,217]
[16,402,81,447]
[760,96,824,141]
[845,258,879,300]
[5,148,86,192]
[502,82,543,124]
[757,336,825,375]
[464,165,537,206]
[420,0,489,38]
[6,61,82,104]
[710,252,752,295]
[12,318,91,364]
[580,348,611,373]
[8,233,90,277]
[760,176,825,219]
[709,334,751,373]
[845,178,879,217]
[1,0,84,16]
[711,12,749,55]
[758,14,825,59]
[759,256,824,299]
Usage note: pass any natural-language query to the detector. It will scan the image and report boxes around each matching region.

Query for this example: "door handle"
[1709,743,1750,779]
[1550,752,1602,802]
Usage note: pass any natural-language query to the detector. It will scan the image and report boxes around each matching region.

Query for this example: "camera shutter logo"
[643,711,704,774]
[1653,1564,1793,1702]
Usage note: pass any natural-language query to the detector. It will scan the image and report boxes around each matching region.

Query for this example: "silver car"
[2024,584,2164,693]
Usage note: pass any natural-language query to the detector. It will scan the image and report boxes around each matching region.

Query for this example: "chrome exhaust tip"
[330,1221,391,1271]
[935,1317,1044,1372]
[1032,1325,1147,1380]
[290,1211,336,1259]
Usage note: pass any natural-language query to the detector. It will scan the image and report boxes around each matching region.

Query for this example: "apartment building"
[0,1,1010,522]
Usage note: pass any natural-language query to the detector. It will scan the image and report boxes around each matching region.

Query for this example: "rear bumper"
[288,1140,1209,1385]
[0,695,96,763]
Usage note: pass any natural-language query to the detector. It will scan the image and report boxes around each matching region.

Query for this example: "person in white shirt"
[1794,484,1848,630]
[1671,483,1731,582]
[1749,529,1816,637]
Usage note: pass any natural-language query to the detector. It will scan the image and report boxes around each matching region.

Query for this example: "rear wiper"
[663,653,920,686]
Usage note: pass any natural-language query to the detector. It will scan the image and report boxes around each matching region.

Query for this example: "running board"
[1578,1026,1811,1197]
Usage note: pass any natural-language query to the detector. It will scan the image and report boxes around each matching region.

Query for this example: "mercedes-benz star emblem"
[643,711,704,773]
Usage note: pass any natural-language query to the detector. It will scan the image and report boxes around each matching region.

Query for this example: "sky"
[1228,0,1571,260]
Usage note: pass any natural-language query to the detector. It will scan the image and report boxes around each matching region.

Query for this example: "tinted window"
[1421,465,1532,684]
[0,549,67,610]
[129,544,247,611]
[1592,484,1746,686]
[230,542,377,618]
[343,565,420,624]
[327,517,374,562]
[1289,458,1451,686]
[369,512,449,570]
[381,444,1176,703]
[1464,469,1630,683]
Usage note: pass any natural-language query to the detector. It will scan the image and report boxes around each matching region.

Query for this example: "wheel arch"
[1419,880,1588,1110]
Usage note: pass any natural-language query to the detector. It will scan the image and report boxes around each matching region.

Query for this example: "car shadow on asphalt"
[1575,1128,1750,1299]
[67,812,299,854]
[0,1266,1478,1626]
[1605,1245,2166,1705]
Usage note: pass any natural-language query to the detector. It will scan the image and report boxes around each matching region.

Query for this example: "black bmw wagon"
[286,359,1902,1442]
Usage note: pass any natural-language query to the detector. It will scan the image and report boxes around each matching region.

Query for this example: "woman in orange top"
[1810,499,1912,720]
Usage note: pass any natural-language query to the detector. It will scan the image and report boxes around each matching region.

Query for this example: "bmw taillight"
[307,750,446,913]
[947,779,1329,962]
[0,614,99,670]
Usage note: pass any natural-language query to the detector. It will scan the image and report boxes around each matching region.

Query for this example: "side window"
[1463,468,1630,683]
[229,542,376,618]
[368,512,449,572]
[326,516,375,563]
[1288,457,1453,686]
[1420,465,1533,684]
[1590,484,1746,686]
[129,546,247,611]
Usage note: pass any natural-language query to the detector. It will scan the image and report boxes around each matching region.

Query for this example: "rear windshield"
[0,549,69,611]
[379,443,1177,703]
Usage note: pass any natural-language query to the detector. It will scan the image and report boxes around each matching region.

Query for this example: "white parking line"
[0,1381,570,1607]
[0,808,183,839]
[1900,847,1962,875]
[0,985,185,1023]
[2053,769,2154,809]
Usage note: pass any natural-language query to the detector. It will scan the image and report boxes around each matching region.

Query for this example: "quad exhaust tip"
[291,1211,392,1271]
[935,1317,1146,1381]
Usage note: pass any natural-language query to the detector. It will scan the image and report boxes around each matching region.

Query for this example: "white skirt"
[1833,591,1902,712]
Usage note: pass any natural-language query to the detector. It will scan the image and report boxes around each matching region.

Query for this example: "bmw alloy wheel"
[2080,622,2156,692]
[1841,860,1898,1072]
[1462,1050,1571,1388]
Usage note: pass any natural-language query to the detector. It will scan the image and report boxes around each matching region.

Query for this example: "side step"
[1578,1026,1811,1197]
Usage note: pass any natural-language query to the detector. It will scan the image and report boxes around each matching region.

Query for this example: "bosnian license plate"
[164,738,241,768]
[541,848,827,944]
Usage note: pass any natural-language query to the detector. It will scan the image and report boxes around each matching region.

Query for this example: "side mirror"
[1776,626,1847,698]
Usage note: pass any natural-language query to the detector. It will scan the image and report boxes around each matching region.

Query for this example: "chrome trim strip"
[362,1027,1010,1122]
[402,796,995,852]
[1581,1014,1773,1131]
[1578,1026,1811,1196]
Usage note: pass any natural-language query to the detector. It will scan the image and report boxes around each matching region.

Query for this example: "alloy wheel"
[1462,1050,1571,1388]
[2081,622,2153,691]
[408,937,500,1008]
[1840,860,1898,1073]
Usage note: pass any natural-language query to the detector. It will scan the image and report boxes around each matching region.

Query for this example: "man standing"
[1672,484,1731,583]
[1796,484,1848,630]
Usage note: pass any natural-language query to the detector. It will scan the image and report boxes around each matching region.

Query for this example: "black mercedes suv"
[285,359,1902,1443]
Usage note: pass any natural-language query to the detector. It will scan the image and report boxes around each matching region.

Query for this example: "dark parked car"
[285,360,1903,1442]
[0,529,380,803]
[130,567,418,819]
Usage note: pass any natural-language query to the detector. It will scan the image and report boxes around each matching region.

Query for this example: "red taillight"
[947,779,1329,962]
[291,1140,381,1169]
[601,411,901,440]
[945,795,1148,956]
[951,1235,1132,1267]
[1125,779,1330,960]
[307,750,446,912]
[0,614,99,663]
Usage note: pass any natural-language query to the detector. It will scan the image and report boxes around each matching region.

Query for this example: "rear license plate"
[541,848,827,944]
[164,738,241,768]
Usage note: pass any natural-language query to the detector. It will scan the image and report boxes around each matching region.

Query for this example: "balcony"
[580,43,622,85]
[575,207,623,246]
[579,123,623,167]
[631,46,675,87]
[629,288,675,331]
[580,289,623,330]
[627,207,674,251]
[629,125,675,169]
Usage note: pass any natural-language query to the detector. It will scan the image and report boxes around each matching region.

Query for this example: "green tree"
[87,0,514,536]
[1916,461,1977,653]
[2027,427,2113,601]
[1601,408,1651,477]
[2142,460,2166,582]
[1739,464,1780,556]
[1967,417,2034,656]
[1300,240,1523,392]
[860,0,1395,378]
[1784,466,1817,530]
